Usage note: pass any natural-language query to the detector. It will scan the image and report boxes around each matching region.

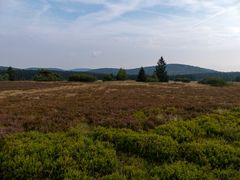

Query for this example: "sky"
[0,0,240,71]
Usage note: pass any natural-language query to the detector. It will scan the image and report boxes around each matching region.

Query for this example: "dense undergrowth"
[1,109,240,179]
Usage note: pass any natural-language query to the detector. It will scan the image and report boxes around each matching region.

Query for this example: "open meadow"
[0,81,240,179]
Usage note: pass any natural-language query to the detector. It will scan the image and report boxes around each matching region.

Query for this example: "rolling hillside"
[88,64,218,75]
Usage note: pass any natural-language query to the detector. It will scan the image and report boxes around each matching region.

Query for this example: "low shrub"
[68,73,97,82]
[150,161,211,180]
[213,168,240,180]
[146,77,158,82]
[93,127,179,163]
[180,141,240,169]
[101,173,126,180]
[198,77,227,87]
[0,131,118,179]
[103,74,115,81]
[153,109,240,143]
[153,121,205,143]
[123,166,147,180]
[174,77,191,83]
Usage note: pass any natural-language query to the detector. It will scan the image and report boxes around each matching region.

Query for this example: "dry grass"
[1,81,240,136]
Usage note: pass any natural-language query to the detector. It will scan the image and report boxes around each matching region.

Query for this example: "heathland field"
[0,81,240,179]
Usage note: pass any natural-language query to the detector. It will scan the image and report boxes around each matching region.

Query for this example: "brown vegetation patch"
[1,81,240,134]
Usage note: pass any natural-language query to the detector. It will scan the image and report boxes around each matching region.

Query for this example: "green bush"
[174,77,191,83]
[150,161,211,180]
[103,74,115,81]
[198,77,227,87]
[93,127,178,163]
[33,70,63,81]
[146,76,158,82]
[0,74,9,81]
[181,141,240,169]
[154,109,240,143]
[68,73,97,82]
[153,121,205,143]
[213,168,240,180]
[0,131,118,179]
[101,173,126,180]
[123,166,147,179]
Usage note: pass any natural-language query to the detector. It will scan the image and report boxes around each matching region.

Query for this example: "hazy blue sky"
[1,0,240,71]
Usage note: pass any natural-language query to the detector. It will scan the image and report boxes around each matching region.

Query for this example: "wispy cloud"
[0,0,240,71]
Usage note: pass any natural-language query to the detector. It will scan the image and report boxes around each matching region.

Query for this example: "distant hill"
[0,66,8,71]
[88,68,120,75]
[25,68,65,71]
[1,64,239,81]
[88,64,218,76]
[70,68,92,72]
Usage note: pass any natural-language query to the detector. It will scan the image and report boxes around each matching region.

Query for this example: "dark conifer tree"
[137,67,146,82]
[7,67,15,81]
[155,57,168,82]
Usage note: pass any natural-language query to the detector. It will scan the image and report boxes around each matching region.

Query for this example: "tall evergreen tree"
[137,67,146,82]
[7,67,15,81]
[155,57,168,82]
[116,68,128,81]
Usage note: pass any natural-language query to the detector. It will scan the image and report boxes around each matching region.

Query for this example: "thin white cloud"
[0,0,240,71]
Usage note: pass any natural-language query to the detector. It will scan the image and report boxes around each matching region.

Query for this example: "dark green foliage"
[7,67,15,81]
[174,77,191,83]
[0,131,117,179]
[146,76,158,82]
[1,109,240,179]
[213,169,240,180]
[93,128,179,163]
[181,141,240,169]
[123,166,146,179]
[101,173,126,180]
[155,57,169,82]
[0,74,9,81]
[33,70,63,81]
[154,109,240,143]
[116,68,128,81]
[103,74,115,81]
[198,77,227,87]
[150,161,210,180]
[235,76,240,82]
[137,67,146,82]
[69,73,97,82]
[153,120,205,143]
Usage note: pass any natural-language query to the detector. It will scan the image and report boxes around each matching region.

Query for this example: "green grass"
[1,109,240,179]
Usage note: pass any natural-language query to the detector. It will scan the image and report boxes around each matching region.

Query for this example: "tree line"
[102,56,169,82]
[1,57,240,83]
[0,57,169,82]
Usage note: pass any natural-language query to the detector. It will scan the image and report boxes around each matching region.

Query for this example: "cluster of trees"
[135,56,169,82]
[0,67,15,81]
[33,70,63,81]
[103,56,169,83]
